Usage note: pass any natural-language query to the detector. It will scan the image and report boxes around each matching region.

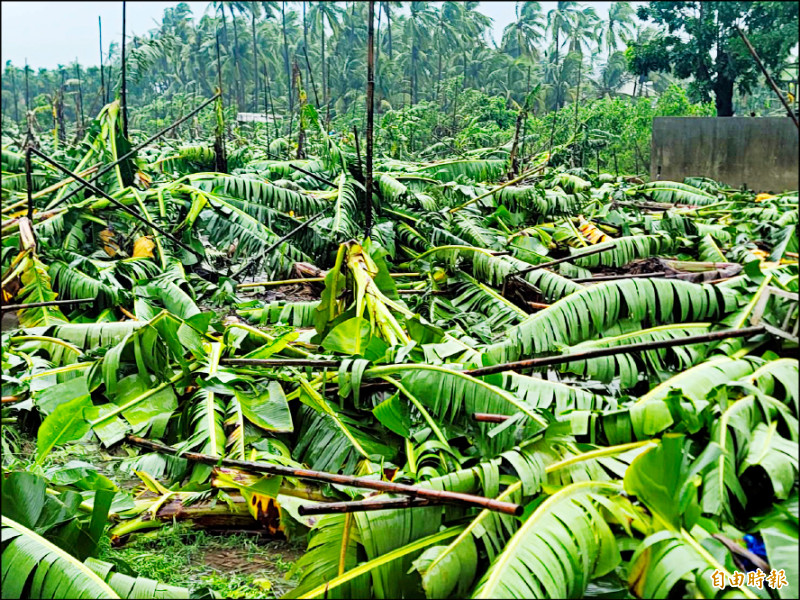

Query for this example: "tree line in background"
[1,1,798,174]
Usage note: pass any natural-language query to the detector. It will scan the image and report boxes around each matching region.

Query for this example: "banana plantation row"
[1,97,798,599]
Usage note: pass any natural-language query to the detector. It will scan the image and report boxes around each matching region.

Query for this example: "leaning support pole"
[47,93,221,211]
[124,435,523,516]
[511,243,616,278]
[30,149,203,259]
[735,26,799,129]
[230,209,329,280]
[449,163,547,214]
[287,161,338,187]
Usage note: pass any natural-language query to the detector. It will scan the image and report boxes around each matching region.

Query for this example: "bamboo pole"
[221,358,340,368]
[464,325,767,378]
[572,272,669,283]
[298,497,432,515]
[1,298,94,312]
[236,272,422,289]
[223,327,767,380]
[472,413,509,423]
[124,435,523,516]
[31,149,203,258]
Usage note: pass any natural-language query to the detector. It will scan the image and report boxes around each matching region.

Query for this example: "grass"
[99,523,303,598]
[2,431,304,598]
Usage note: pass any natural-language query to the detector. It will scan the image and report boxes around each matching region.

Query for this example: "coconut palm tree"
[600,1,635,56]
[501,2,545,64]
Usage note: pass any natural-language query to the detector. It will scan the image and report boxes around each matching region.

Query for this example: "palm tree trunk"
[75,61,85,135]
[375,1,382,106]
[321,19,328,127]
[574,53,582,136]
[57,71,66,145]
[98,16,106,105]
[121,1,128,137]
[282,1,292,130]
[302,3,320,107]
[251,10,259,113]
[385,3,393,59]
[412,44,418,106]
[218,4,232,106]
[24,60,30,112]
[365,0,375,237]
[10,68,19,123]
[265,65,279,140]
[435,13,443,106]
[521,64,531,159]
[295,62,305,159]
[555,29,562,110]
[230,5,244,110]
[214,31,228,174]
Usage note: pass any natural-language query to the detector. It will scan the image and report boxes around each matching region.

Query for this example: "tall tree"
[501,2,545,63]
[601,2,635,56]
[567,7,601,133]
[631,1,800,116]
[546,1,580,110]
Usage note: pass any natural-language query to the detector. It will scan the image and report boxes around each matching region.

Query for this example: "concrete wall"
[651,117,799,192]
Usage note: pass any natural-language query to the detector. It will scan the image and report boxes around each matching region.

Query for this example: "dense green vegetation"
[2,1,797,174]
[1,1,799,599]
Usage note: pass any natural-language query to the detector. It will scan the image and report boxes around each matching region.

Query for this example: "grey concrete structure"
[651,117,799,192]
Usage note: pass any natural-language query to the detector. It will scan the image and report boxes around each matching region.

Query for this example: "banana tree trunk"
[574,52,582,136]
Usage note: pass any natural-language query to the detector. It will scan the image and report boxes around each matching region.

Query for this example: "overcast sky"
[1,1,631,70]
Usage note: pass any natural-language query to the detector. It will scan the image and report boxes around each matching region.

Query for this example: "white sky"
[1,1,631,70]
